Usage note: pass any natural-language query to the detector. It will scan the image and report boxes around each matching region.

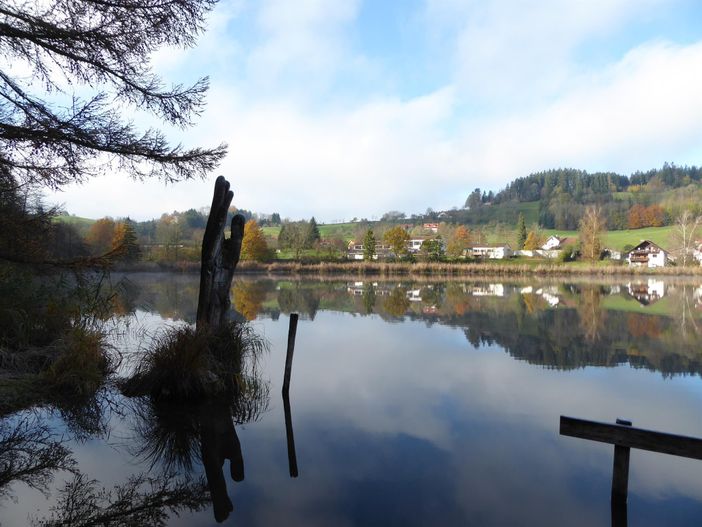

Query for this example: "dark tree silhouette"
[0,0,226,191]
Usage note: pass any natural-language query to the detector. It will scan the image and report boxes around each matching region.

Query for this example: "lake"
[3,273,702,526]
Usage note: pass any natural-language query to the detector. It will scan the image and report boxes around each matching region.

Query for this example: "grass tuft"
[123,322,268,402]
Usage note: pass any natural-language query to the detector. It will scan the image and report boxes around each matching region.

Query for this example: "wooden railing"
[560,416,702,526]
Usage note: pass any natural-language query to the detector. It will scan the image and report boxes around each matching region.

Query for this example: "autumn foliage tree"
[85,218,116,255]
[523,231,540,250]
[240,220,269,262]
[112,220,141,262]
[446,226,472,259]
[579,205,606,261]
[627,204,666,228]
[383,226,410,258]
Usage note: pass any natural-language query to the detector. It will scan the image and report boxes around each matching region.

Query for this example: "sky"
[45,0,702,222]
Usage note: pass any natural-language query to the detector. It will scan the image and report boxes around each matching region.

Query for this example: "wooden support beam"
[611,419,632,504]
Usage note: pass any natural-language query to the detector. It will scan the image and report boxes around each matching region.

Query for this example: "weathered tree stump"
[196,176,245,329]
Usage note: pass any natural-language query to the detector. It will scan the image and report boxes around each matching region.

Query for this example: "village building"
[626,240,671,268]
[470,243,513,259]
[346,241,392,260]
[422,223,439,233]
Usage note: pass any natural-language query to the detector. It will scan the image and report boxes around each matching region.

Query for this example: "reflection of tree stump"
[197,176,245,329]
[199,404,244,523]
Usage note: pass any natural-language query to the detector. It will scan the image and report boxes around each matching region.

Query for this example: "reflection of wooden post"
[196,176,245,329]
[283,313,299,477]
[282,314,298,394]
[611,419,632,504]
[283,391,299,478]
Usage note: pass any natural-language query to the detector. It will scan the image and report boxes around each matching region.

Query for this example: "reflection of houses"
[627,279,666,305]
[472,283,505,297]
[536,286,560,307]
[626,241,671,268]
[406,288,423,302]
[346,281,393,296]
[470,243,513,259]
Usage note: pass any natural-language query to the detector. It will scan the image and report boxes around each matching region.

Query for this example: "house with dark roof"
[626,240,671,268]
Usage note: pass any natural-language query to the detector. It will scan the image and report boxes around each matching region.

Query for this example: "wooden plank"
[560,416,702,460]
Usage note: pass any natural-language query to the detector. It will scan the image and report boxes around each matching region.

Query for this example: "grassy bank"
[230,260,702,277]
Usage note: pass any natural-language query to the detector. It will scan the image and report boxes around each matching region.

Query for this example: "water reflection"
[0,415,75,501]
[34,471,209,526]
[128,366,270,523]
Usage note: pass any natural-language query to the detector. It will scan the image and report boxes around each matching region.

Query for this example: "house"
[626,241,671,268]
[470,243,513,259]
[541,235,578,251]
[346,241,392,260]
[407,238,428,254]
[423,223,439,233]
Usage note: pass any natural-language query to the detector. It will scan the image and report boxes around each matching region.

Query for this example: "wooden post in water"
[282,314,298,394]
[561,414,702,527]
[611,419,632,504]
[196,176,245,329]
[283,313,299,477]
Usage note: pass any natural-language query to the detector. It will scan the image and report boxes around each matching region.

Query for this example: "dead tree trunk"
[197,176,245,329]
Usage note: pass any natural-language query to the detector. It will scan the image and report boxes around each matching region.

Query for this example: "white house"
[626,241,671,268]
[407,238,427,253]
[470,244,513,259]
[541,235,564,250]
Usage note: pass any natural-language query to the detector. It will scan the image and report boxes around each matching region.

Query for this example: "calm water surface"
[4,274,702,526]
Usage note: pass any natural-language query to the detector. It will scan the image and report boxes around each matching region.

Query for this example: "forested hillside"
[448,163,702,230]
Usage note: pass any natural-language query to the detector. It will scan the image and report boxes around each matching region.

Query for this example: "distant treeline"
[445,164,702,230]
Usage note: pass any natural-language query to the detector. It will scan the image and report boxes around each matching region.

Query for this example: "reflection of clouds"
[263,312,702,509]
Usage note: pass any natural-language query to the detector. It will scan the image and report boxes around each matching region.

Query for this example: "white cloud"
[425,0,670,104]
[43,3,702,221]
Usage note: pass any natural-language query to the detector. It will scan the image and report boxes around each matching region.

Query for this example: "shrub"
[123,322,268,402]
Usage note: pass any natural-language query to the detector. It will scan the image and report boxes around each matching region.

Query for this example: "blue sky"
[47,0,702,222]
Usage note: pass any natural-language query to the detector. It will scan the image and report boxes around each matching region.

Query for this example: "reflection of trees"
[34,472,209,527]
[383,287,410,318]
[0,415,75,501]
[577,285,604,342]
[627,314,661,339]
[232,281,268,321]
[278,285,320,320]
[362,283,376,314]
[675,284,700,340]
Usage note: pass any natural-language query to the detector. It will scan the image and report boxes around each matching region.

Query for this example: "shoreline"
[112,260,702,277]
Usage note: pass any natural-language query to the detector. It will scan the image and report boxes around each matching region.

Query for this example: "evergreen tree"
[362,230,376,261]
[0,0,225,192]
[307,217,321,246]
[517,213,527,249]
